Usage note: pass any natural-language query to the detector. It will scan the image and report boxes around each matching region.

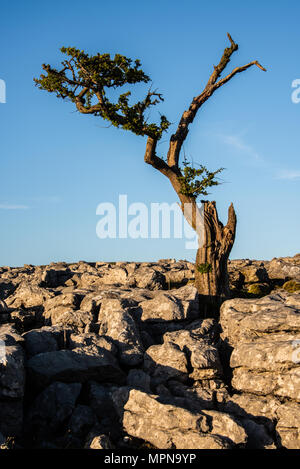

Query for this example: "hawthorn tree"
[35,33,266,310]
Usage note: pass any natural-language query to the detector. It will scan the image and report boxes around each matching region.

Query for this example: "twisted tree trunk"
[143,34,264,313]
[195,201,237,314]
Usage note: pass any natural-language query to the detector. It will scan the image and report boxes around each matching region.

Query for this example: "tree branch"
[223,202,237,247]
[215,60,266,89]
[144,136,203,232]
[166,33,266,169]
[75,97,102,114]
[144,137,175,178]
[206,32,239,86]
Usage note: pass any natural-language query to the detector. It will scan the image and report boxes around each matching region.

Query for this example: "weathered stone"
[267,257,300,282]
[127,369,151,393]
[167,380,216,410]
[122,389,246,449]
[164,267,194,288]
[26,381,81,436]
[72,261,97,274]
[199,409,247,446]
[146,317,217,342]
[41,268,72,288]
[170,285,199,317]
[0,300,9,324]
[276,401,300,449]
[140,293,183,322]
[144,342,189,384]
[163,328,222,380]
[140,288,198,323]
[220,293,300,346]
[22,327,60,357]
[98,298,144,366]
[101,267,129,285]
[0,326,25,399]
[0,324,23,345]
[6,283,53,309]
[228,267,245,290]
[238,418,276,449]
[240,265,269,283]
[68,404,96,437]
[76,272,102,289]
[220,290,300,448]
[219,392,280,424]
[69,332,117,355]
[85,433,114,449]
[88,381,116,420]
[230,334,300,371]
[133,267,166,290]
[43,292,81,322]
[2,257,300,449]
[27,347,126,389]
[50,310,96,333]
[0,400,23,436]
[221,293,300,406]
[218,392,280,447]
[10,308,38,331]
[231,367,300,401]
[80,293,103,314]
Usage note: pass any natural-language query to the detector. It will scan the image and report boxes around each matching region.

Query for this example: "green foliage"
[178,158,224,199]
[34,47,170,140]
[196,263,212,274]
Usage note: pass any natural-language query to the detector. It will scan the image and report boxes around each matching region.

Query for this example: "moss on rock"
[246,283,271,297]
[283,280,300,293]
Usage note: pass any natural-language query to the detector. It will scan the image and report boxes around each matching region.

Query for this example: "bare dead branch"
[166,33,266,169]
[206,32,239,87]
[223,202,237,244]
[215,60,267,89]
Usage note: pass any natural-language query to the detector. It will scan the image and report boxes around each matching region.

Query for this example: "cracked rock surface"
[0,255,299,449]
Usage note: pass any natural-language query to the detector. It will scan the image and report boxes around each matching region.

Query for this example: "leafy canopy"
[35,46,223,200]
[34,47,170,139]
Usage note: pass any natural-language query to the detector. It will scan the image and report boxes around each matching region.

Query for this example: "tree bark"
[143,34,264,313]
[195,201,237,314]
[144,137,237,314]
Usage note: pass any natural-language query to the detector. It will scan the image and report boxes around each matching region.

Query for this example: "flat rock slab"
[230,334,300,371]
[220,292,300,347]
[231,367,300,402]
[26,347,126,390]
[140,286,199,323]
[122,389,247,449]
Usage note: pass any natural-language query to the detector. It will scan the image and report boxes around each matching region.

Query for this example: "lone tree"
[35,34,266,311]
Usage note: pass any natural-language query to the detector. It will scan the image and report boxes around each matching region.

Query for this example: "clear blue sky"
[1,0,299,266]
